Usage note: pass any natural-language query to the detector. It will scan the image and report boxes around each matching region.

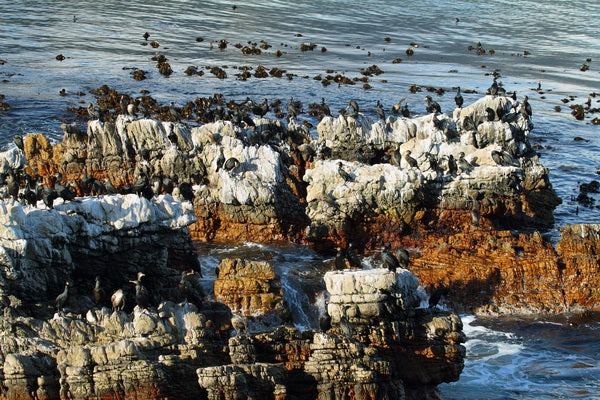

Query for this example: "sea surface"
[1,0,599,398]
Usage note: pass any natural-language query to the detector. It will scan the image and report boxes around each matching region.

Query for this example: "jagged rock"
[0,194,197,310]
[214,258,290,326]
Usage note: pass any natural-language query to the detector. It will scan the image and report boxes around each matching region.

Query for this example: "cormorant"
[287,97,301,120]
[231,314,248,335]
[403,150,418,169]
[349,99,359,114]
[390,149,402,167]
[395,246,410,269]
[339,306,353,338]
[111,288,125,311]
[252,98,269,118]
[119,96,128,115]
[457,152,473,173]
[104,178,118,195]
[445,154,458,175]
[521,95,532,118]
[491,150,513,166]
[488,78,499,97]
[223,157,240,172]
[345,243,362,269]
[320,98,331,117]
[178,181,195,202]
[55,282,70,312]
[130,272,151,309]
[5,171,19,201]
[178,270,204,305]
[471,200,481,227]
[428,287,450,308]
[87,103,101,120]
[337,161,353,182]
[455,87,464,108]
[485,107,496,121]
[381,245,400,271]
[400,103,410,118]
[391,98,406,115]
[143,32,150,40]
[319,309,331,332]
[132,173,149,197]
[93,276,105,306]
[333,247,346,270]
[432,113,443,130]
[12,135,24,151]
[462,115,476,132]
[425,95,441,113]
[496,103,506,120]
[151,176,163,196]
[376,100,385,120]
[42,186,58,209]
[169,102,181,122]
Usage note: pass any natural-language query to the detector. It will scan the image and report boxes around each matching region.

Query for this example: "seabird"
[319,309,331,332]
[287,97,301,120]
[394,246,410,269]
[400,103,410,118]
[521,95,532,118]
[143,32,150,40]
[345,243,362,269]
[333,247,346,270]
[339,306,353,338]
[349,99,359,114]
[488,78,499,97]
[390,149,402,166]
[432,112,443,130]
[252,98,269,118]
[381,245,400,271]
[496,103,506,120]
[104,178,118,195]
[42,186,58,209]
[491,150,513,166]
[119,96,128,115]
[403,150,418,169]
[215,152,225,172]
[150,176,163,196]
[178,181,195,202]
[337,161,353,182]
[5,171,19,201]
[376,100,385,120]
[12,135,24,151]
[320,98,331,117]
[391,98,406,115]
[457,152,473,173]
[55,282,70,312]
[428,287,450,308]
[231,314,248,335]
[169,102,181,122]
[93,276,105,306]
[130,272,151,309]
[485,107,496,121]
[425,95,441,113]
[445,154,458,175]
[223,157,240,172]
[111,288,125,311]
[455,87,464,108]
[462,115,476,132]
[87,103,101,121]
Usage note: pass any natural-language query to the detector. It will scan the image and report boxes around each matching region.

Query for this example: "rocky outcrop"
[0,195,198,314]
[197,268,465,400]
[213,258,290,325]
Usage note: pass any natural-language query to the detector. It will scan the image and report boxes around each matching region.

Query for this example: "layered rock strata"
[197,268,465,400]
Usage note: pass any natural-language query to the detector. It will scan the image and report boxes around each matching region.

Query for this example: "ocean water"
[1,0,599,397]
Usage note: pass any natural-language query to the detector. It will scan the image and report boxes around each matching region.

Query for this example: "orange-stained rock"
[214,258,289,319]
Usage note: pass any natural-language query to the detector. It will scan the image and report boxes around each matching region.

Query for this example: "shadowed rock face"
[197,268,465,400]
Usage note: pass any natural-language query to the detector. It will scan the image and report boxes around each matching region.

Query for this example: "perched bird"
[462,116,476,132]
[337,161,353,182]
[471,200,481,227]
[12,135,24,151]
[457,152,473,173]
[491,150,513,166]
[111,288,125,311]
[178,181,195,202]
[428,287,450,308]
[496,103,506,120]
[403,150,418,169]
[339,306,353,338]
[345,243,362,269]
[87,103,101,121]
[348,99,360,114]
[319,309,331,332]
[104,178,118,195]
[150,176,163,196]
[381,245,400,271]
[425,95,441,113]
[287,97,302,120]
[93,276,105,306]
[320,98,331,117]
[432,113,443,130]
[143,32,150,40]
[231,314,248,335]
[42,186,58,209]
[215,152,226,172]
[169,102,181,122]
[394,246,410,269]
[376,100,385,120]
[485,107,496,121]
[223,157,240,172]
[119,96,129,115]
[55,282,70,312]
[488,78,499,97]
[521,95,532,118]
[333,247,346,270]
[5,171,19,201]
[130,272,151,309]
[454,87,464,108]
[391,98,406,115]
[252,98,269,118]
[400,102,410,118]
[390,149,402,167]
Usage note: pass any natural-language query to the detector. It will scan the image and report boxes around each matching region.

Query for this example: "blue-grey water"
[1,0,599,398]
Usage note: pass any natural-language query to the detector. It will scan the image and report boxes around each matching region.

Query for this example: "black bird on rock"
[223,157,240,172]
[169,102,181,122]
[376,100,385,120]
[455,87,464,108]
[425,95,441,113]
[462,115,476,132]
[320,98,331,117]
[178,270,204,305]
[333,247,347,270]
[5,171,19,201]
[87,103,101,121]
[345,243,362,269]
[488,78,499,97]
[13,135,24,151]
[381,245,400,271]
[252,98,270,118]
[93,276,105,306]
[111,288,125,311]
[55,282,70,312]
[491,150,513,166]
[130,272,151,309]
[394,246,410,269]
[178,181,195,202]
[403,150,418,169]
[521,95,532,118]
[42,186,59,209]
[337,161,353,182]
[428,287,450,308]
[319,308,331,332]
[485,107,496,121]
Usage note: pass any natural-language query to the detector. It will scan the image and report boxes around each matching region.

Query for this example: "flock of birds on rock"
[56,269,204,314]
[329,242,410,273]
